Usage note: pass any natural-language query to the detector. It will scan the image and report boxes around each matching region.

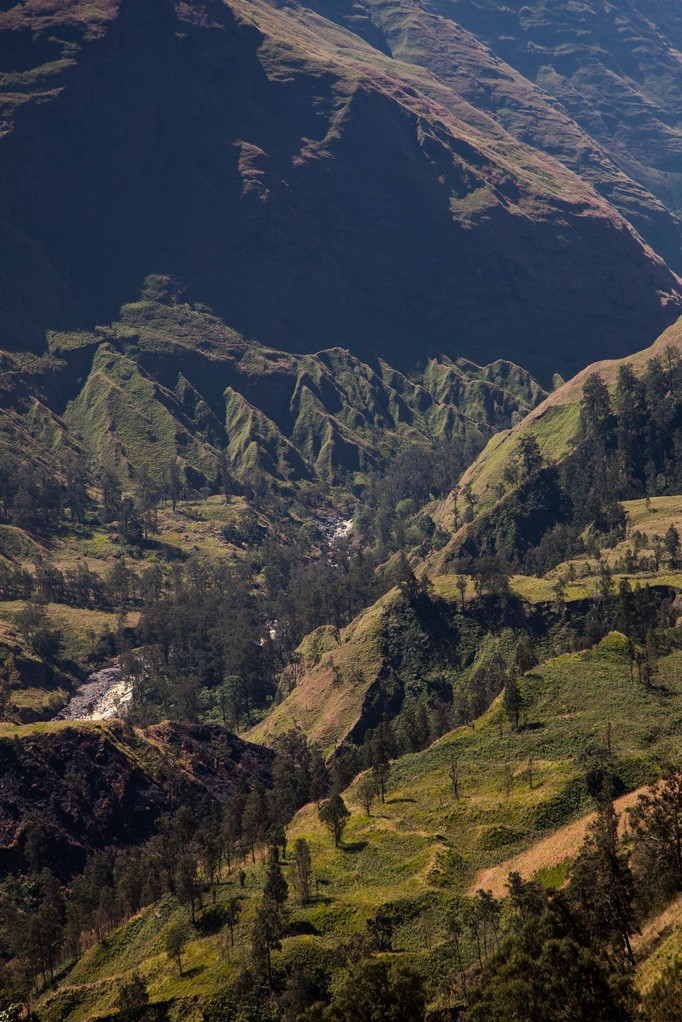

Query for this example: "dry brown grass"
[470,786,646,897]
[247,588,396,754]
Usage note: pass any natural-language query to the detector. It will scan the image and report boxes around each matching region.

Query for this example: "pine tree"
[318,793,350,846]
[503,677,523,730]
[370,730,392,803]
[309,745,328,805]
[251,894,285,988]
[328,959,426,1022]
[242,785,267,862]
[165,921,187,975]
[357,774,377,816]
[292,838,313,905]
[263,847,288,907]
[569,800,637,963]
[630,769,682,896]
[665,525,681,568]
[221,898,242,958]
[176,853,201,922]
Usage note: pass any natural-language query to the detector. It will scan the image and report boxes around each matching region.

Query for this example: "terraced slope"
[470,785,646,899]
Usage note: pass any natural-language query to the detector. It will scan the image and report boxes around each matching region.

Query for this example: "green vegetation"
[453,318,682,523]
[4,322,682,1020]
[47,299,545,501]
[438,342,682,587]
[5,633,681,1020]
[3,3,682,1016]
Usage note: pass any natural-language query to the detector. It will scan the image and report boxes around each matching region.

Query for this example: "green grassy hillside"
[249,518,682,757]
[421,313,682,589]
[5,3,682,1017]
[35,632,682,1019]
[439,315,682,529]
[0,293,545,498]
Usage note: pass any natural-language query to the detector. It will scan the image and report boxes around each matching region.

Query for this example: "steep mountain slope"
[35,636,682,1020]
[6,3,682,1016]
[250,315,682,755]
[2,292,546,492]
[248,552,682,756]
[0,0,680,383]
[300,0,682,273]
[438,313,682,537]
[435,0,682,261]
[0,720,273,877]
[58,294,548,487]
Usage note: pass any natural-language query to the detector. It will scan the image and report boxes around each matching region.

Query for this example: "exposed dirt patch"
[470,786,647,898]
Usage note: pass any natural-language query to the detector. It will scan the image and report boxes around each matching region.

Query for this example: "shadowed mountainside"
[0,720,273,878]
[0,0,681,384]
[301,0,682,274]
[433,0,682,267]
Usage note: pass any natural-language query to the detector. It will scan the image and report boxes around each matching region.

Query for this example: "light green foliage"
[50,298,547,498]
[36,635,682,1019]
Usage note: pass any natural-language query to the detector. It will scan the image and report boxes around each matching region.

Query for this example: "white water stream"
[53,666,132,721]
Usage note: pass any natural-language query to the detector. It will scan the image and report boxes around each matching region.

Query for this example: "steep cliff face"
[0,0,680,383]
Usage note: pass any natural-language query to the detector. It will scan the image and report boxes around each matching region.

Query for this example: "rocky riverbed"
[53,666,132,721]
[313,513,354,543]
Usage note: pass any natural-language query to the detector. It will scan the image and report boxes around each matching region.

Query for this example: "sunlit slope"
[39,634,682,1019]
[432,314,682,556]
